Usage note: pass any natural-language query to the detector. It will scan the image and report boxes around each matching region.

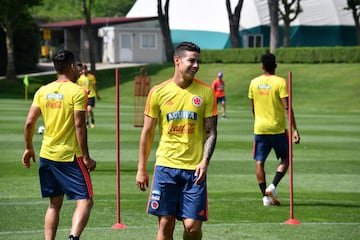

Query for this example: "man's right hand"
[136,169,149,191]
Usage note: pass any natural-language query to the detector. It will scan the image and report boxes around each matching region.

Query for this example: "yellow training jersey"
[145,78,217,170]
[32,79,88,162]
[248,74,288,134]
[77,74,96,98]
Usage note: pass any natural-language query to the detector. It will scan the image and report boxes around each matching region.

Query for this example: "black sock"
[272,172,285,187]
[91,118,95,124]
[259,182,267,196]
[68,235,79,240]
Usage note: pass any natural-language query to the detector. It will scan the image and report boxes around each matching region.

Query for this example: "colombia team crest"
[192,96,203,107]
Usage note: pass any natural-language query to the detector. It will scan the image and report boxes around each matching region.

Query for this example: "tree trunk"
[229,19,239,48]
[268,0,279,53]
[280,0,302,47]
[4,21,17,81]
[158,0,174,62]
[283,20,290,47]
[85,16,96,72]
[82,0,96,72]
[351,6,360,45]
[226,0,244,48]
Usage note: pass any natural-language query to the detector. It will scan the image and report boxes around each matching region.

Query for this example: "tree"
[0,0,41,81]
[80,0,96,73]
[268,0,279,53]
[92,0,135,17]
[31,0,135,22]
[345,0,360,45]
[226,0,244,48]
[157,0,173,62]
[279,0,302,47]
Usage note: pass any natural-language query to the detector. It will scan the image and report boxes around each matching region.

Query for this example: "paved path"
[22,62,146,77]
[0,62,146,79]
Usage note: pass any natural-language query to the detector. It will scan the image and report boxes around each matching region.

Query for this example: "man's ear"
[173,55,180,65]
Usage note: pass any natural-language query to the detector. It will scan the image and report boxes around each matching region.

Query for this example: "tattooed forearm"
[203,116,218,164]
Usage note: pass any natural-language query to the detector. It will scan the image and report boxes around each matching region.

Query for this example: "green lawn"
[0,63,359,239]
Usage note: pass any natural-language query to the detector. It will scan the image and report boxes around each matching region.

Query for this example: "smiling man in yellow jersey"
[136,42,218,240]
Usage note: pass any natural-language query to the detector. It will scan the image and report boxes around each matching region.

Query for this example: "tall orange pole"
[112,68,127,229]
[285,72,301,225]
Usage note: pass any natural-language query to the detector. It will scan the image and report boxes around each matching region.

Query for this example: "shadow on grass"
[95,168,138,174]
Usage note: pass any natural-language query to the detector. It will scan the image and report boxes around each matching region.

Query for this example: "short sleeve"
[73,86,87,111]
[279,78,288,99]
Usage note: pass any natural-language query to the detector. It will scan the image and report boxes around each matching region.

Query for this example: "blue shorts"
[87,97,95,107]
[39,157,93,200]
[216,96,226,104]
[252,132,289,161]
[147,166,208,221]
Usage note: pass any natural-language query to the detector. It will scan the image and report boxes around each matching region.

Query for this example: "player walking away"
[22,50,96,240]
[248,53,300,206]
[136,42,218,240]
[211,72,227,119]
[77,64,101,128]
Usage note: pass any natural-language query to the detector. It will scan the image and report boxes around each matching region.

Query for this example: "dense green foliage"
[0,0,42,76]
[31,0,136,21]
[0,63,359,239]
[0,13,40,75]
[275,47,360,63]
[1,0,136,76]
[201,47,360,63]
[13,14,41,73]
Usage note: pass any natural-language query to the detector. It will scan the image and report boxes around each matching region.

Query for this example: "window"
[120,34,132,49]
[141,33,156,49]
[244,34,263,48]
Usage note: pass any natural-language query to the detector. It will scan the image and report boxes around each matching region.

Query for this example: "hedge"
[201,46,360,64]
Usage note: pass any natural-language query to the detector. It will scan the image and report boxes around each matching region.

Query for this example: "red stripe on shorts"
[77,157,94,198]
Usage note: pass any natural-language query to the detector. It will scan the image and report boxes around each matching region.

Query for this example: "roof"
[39,16,158,29]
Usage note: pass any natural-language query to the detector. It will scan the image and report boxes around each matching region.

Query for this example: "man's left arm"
[195,116,218,184]
[281,97,300,144]
[74,110,96,171]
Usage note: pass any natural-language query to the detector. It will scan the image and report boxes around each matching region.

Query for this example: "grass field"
[0,63,359,239]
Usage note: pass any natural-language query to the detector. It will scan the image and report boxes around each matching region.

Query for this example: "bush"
[201,47,360,63]
[201,48,269,63]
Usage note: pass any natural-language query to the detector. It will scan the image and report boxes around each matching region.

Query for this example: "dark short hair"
[52,50,75,73]
[262,53,276,72]
[174,42,200,57]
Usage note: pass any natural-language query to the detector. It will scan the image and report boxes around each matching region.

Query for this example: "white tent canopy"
[127,0,356,48]
[127,0,354,31]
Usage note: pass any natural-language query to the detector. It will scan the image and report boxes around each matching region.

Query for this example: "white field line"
[1,222,359,235]
[0,197,358,205]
